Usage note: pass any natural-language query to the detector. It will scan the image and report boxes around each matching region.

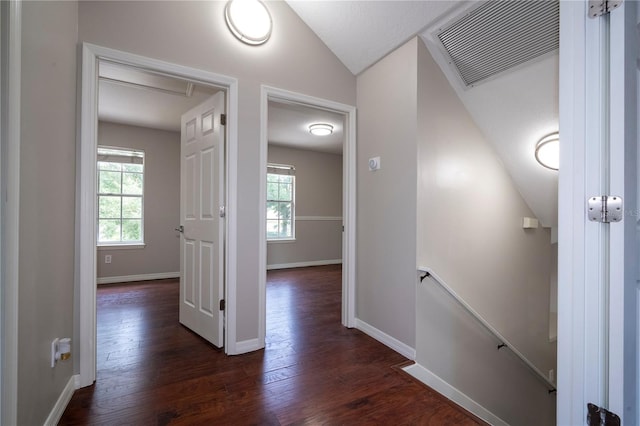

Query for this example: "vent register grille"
[437,1,559,87]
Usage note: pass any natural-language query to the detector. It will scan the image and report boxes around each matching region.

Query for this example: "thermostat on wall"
[368,156,381,171]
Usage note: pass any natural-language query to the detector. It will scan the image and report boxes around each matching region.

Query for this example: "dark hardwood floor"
[60,265,483,425]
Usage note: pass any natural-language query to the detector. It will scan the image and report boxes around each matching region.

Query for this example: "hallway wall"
[415,37,556,424]
[78,0,356,344]
[17,1,78,424]
[355,39,418,348]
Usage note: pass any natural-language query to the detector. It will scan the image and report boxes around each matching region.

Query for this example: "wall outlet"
[105,255,112,264]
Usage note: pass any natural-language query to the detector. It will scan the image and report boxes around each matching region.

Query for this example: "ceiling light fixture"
[535,132,559,171]
[309,123,333,136]
[224,0,273,46]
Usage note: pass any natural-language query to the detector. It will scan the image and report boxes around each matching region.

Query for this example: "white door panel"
[179,92,225,347]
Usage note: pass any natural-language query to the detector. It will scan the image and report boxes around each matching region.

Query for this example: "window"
[267,164,295,240]
[97,146,144,245]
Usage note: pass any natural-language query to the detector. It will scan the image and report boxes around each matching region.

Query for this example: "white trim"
[258,88,269,350]
[259,85,357,353]
[354,318,416,360]
[266,259,342,271]
[77,44,99,389]
[295,216,342,221]
[607,1,638,420]
[96,272,180,285]
[558,2,610,422]
[343,95,357,329]
[234,338,261,354]
[1,1,20,424]
[266,239,296,244]
[78,43,240,384]
[223,77,239,355]
[97,244,146,251]
[402,363,508,426]
[43,375,79,426]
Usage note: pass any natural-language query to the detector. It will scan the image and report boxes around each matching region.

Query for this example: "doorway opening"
[258,86,357,348]
[265,99,346,351]
[77,44,239,387]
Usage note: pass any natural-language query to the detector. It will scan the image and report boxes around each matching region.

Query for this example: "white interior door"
[179,92,225,347]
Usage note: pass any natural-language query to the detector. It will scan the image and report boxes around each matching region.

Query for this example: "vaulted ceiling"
[287,0,559,227]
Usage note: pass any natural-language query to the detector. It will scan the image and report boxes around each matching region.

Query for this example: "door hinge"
[220,114,226,126]
[587,195,623,223]
[219,299,225,311]
[219,205,226,218]
[588,0,622,18]
[587,403,620,426]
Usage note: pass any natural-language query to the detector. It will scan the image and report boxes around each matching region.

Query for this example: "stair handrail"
[418,266,557,393]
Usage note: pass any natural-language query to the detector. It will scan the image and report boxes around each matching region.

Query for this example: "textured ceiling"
[285,0,461,75]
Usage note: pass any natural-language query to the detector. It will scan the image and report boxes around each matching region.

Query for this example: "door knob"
[175,225,184,233]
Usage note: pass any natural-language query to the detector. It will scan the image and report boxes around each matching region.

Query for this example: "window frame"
[266,163,295,242]
[96,145,145,247]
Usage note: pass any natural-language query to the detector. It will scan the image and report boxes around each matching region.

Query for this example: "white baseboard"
[97,271,180,285]
[266,259,342,270]
[44,374,79,426]
[354,318,416,360]
[233,338,261,354]
[402,363,508,426]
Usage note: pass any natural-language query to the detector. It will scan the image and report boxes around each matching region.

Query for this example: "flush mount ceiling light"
[309,123,333,136]
[535,132,559,171]
[224,0,272,46]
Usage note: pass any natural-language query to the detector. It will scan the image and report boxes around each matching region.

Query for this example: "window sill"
[267,239,296,244]
[97,244,146,250]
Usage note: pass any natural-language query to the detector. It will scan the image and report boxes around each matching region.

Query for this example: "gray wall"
[97,121,180,280]
[267,145,342,268]
[355,39,418,348]
[18,1,78,424]
[78,0,356,344]
[13,0,354,421]
[354,36,556,423]
[415,38,555,423]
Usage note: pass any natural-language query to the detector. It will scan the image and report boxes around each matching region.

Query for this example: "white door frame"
[258,85,356,347]
[77,43,240,387]
[558,1,638,423]
[558,1,607,422]
[0,0,21,423]
[608,0,637,421]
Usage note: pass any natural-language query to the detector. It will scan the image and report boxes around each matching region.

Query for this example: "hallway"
[60,265,482,425]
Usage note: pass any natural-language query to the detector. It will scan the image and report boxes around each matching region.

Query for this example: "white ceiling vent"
[434,1,559,87]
